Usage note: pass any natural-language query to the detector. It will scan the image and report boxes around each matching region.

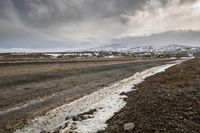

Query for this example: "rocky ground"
[0,58,175,132]
[104,58,200,133]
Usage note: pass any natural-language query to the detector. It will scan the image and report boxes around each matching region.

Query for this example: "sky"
[0,0,200,51]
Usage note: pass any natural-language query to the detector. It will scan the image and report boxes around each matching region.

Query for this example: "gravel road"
[0,58,176,132]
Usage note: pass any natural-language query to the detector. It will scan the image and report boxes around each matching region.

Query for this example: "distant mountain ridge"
[91,44,199,53]
[90,30,200,53]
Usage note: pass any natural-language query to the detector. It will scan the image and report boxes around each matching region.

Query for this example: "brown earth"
[104,58,200,133]
[0,58,176,132]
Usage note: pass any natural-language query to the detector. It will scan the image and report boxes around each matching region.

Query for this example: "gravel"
[104,58,200,133]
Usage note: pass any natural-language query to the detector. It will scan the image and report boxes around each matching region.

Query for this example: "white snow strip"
[45,54,62,57]
[15,60,186,133]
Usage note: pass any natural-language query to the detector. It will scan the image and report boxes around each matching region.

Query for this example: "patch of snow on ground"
[15,60,186,133]
[105,55,115,58]
[45,54,62,57]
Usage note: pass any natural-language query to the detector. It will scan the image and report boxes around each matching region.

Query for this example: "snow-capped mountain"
[91,44,199,54]
[90,30,200,54]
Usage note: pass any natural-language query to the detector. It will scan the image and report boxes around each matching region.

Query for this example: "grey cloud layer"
[0,0,200,49]
[3,0,194,27]
[6,0,147,27]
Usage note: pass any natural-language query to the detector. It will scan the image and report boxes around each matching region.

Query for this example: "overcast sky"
[0,0,200,51]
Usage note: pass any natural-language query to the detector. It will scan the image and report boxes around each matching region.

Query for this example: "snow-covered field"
[15,60,185,133]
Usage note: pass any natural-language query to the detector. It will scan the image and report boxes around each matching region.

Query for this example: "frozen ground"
[15,60,186,133]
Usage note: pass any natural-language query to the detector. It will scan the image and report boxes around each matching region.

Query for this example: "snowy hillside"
[91,44,199,54]
[90,30,200,53]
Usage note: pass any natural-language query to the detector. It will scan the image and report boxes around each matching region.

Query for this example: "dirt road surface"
[0,58,177,132]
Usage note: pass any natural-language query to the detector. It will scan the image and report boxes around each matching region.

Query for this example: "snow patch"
[15,60,185,133]
[45,54,62,57]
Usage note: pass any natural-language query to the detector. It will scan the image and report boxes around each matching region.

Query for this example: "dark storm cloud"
[2,0,149,28]
[0,0,198,31]
[0,0,153,43]
[7,0,193,27]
